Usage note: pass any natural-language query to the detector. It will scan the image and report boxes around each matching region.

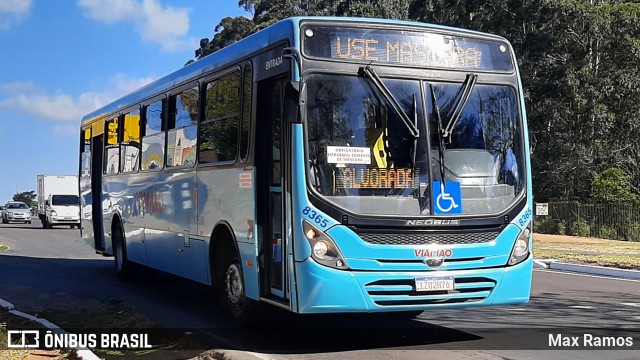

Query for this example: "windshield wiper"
[358,65,420,139]
[430,74,477,189]
[442,73,477,140]
[430,83,447,187]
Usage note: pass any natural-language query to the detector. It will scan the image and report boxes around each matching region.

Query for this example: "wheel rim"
[225,263,245,312]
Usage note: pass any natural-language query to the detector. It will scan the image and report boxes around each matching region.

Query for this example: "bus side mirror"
[284,81,301,124]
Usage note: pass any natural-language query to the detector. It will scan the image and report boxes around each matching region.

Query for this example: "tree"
[590,167,639,204]
[192,0,411,61]
[13,191,37,207]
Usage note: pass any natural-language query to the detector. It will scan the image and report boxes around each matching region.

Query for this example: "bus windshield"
[305,73,525,216]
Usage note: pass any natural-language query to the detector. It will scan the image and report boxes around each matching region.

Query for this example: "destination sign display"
[302,25,513,72]
[336,167,418,189]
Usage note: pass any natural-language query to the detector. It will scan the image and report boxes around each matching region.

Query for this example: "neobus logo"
[406,219,460,226]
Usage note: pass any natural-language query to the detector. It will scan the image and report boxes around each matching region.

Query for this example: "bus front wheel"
[113,224,133,281]
[219,244,256,324]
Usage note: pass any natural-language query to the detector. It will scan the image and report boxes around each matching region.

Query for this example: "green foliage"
[557,221,566,236]
[570,218,591,237]
[591,167,639,204]
[533,216,556,234]
[627,223,640,242]
[12,191,36,207]
[598,226,618,240]
[194,0,412,60]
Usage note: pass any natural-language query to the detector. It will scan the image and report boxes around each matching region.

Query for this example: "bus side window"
[142,99,166,171]
[104,117,120,175]
[81,127,91,177]
[199,71,240,164]
[167,86,199,167]
[240,63,252,162]
[121,108,141,173]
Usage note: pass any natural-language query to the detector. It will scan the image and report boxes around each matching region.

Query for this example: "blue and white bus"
[79,17,533,322]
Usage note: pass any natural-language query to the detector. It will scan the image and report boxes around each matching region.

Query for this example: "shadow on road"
[0,254,494,353]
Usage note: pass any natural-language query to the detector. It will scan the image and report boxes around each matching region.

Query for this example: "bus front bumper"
[294,256,532,314]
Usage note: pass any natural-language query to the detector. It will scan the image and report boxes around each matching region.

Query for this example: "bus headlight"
[508,223,531,266]
[303,221,349,270]
[313,241,329,258]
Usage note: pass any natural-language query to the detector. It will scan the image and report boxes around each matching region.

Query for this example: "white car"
[2,201,32,224]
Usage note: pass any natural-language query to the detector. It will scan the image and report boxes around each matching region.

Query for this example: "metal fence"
[534,202,640,241]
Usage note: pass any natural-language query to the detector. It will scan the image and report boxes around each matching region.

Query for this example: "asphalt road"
[1,220,639,360]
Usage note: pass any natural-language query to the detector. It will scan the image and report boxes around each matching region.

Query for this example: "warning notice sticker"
[327,146,371,165]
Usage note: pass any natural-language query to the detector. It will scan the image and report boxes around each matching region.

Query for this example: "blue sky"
[0,0,248,203]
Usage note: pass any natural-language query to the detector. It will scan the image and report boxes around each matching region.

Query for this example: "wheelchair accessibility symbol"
[433,181,462,215]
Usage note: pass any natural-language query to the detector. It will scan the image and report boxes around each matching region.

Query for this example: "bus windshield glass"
[305,74,525,216]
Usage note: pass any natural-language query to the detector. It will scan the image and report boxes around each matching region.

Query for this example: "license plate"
[64,217,72,220]
[415,276,455,291]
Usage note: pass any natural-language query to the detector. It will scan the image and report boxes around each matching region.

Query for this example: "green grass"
[0,244,8,252]
[533,236,640,270]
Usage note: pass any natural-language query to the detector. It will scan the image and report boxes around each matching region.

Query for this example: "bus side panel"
[114,173,148,266]
[137,170,208,283]
[79,176,94,248]
[196,166,258,297]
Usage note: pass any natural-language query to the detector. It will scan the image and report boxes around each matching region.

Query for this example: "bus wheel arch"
[111,215,133,281]
[209,222,255,323]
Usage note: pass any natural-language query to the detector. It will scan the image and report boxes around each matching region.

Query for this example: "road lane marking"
[534,268,640,283]
[620,303,640,307]
[569,306,595,309]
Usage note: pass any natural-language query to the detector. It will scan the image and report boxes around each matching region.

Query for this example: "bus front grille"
[365,277,496,306]
[357,230,500,245]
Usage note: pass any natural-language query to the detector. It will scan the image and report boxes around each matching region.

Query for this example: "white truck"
[37,174,80,229]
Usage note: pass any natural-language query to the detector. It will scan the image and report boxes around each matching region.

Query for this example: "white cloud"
[0,73,157,122]
[77,0,195,52]
[76,0,137,23]
[0,0,33,29]
[53,124,78,137]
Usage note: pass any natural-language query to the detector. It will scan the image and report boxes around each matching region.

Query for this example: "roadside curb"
[0,297,102,360]
[536,259,640,280]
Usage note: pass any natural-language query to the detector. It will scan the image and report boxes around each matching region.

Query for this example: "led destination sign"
[303,25,514,71]
[336,168,417,189]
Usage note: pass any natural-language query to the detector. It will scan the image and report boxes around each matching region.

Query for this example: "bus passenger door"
[256,76,289,301]
[90,133,105,252]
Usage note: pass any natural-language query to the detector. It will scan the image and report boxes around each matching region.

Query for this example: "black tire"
[217,242,257,325]
[113,224,134,281]
[69,225,74,229]
[27,221,31,224]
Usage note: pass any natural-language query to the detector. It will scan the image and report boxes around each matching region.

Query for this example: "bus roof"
[80,16,508,127]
